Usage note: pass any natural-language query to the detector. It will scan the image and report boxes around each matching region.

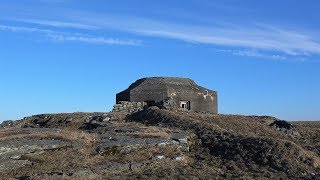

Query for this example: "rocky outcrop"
[96,132,192,155]
[128,108,320,179]
[0,138,71,172]
[1,110,320,179]
[270,120,300,136]
[0,112,194,179]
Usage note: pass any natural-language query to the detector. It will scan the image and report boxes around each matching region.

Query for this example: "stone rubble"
[112,101,147,113]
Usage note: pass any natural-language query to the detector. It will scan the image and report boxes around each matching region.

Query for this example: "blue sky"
[1,0,320,121]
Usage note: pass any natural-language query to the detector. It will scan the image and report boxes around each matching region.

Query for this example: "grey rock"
[103,117,111,122]
[97,133,171,154]
[0,159,32,172]
[0,138,70,172]
[96,162,130,171]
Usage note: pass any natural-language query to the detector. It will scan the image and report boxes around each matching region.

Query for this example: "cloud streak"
[0,24,141,46]
[132,23,320,57]
[17,18,98,30]
[216,49,287,60]
[47,34,141,46]
[3,10,320,58]
[23,13,319,57]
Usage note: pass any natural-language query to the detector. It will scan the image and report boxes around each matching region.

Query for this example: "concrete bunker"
[116,77,218,113]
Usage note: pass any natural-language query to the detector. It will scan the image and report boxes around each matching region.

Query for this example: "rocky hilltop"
[0,108,319,179]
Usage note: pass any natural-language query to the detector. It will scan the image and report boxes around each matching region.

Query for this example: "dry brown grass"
[0,129,97,146]
[0,129,100,179]
[5,109,320,179]
[132,126,171,139]
[293,121,320,128]
[85,144,184,166]
[0,129,31,139]
[106,121,172,139]
[275,138,320,168]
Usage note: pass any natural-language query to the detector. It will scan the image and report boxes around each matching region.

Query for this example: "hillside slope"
[0,108,319,179]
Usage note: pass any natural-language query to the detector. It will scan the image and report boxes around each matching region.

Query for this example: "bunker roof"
[123,77,216,93]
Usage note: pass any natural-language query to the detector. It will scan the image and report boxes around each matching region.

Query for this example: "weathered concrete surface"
[116,77,218,113]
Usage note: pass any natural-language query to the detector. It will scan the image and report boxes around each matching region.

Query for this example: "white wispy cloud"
[47,34,141,46]
[3,12,320,58]
[0,24,141,46]
[225,49,287,60]
[0,24,54,33]
[31,13,320,57]
[133,24,320,57]
[17,18,98,30]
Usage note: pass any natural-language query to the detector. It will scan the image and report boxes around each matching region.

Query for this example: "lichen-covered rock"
[0,138,71,172]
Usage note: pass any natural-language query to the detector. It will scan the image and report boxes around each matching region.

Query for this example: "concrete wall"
[116,91,130,103]
[168,90,218,113]
[130,88,169,102]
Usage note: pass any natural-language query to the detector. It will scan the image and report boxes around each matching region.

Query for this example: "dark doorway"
[180,101,190,110]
